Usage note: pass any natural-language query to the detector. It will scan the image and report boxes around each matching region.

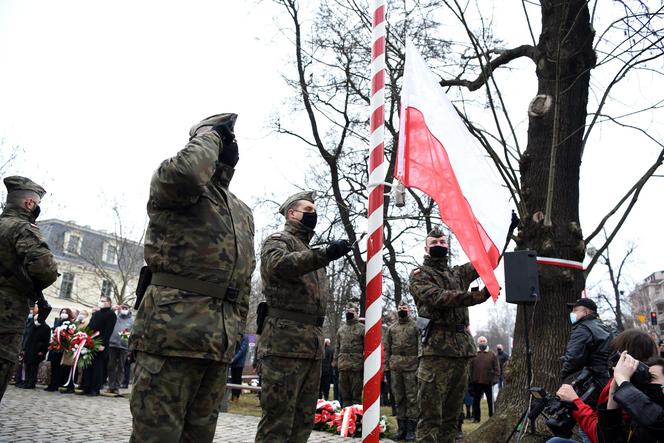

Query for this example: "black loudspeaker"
[504,250,540,305]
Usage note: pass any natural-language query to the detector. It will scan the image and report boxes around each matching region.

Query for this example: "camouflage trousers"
[129,352,227,443]
[416,356,470,443]
[339,369,363,407]
[255,355,321,443]
[391,369,418,420]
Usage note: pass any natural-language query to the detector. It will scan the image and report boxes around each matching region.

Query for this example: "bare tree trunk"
[472,1,594,440]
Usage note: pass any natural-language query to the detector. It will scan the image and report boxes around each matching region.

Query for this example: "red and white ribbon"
[63,331,99,387]
[363,0,386,441]
[537,256,585,270]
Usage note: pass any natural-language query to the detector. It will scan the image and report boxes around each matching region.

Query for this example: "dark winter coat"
[24,322,50,364]
[88,307,117,349]
[560,313,613,383]
[230,334,249,369]
[597,382,664,443]
[322,345,334,376]
[497,350,510,374]
[469,349,500,385]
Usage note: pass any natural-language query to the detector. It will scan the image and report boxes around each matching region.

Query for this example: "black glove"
[326,240,352,261]
[36,295,51,324]
[212,124,239,167]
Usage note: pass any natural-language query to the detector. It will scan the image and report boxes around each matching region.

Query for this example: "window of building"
[60,272,74,299]
[103,243,118,264]
[101,279,113,298]
[65,232,82,254]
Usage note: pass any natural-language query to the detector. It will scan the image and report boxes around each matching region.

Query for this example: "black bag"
[134,266,153,310]
[256,302,269,334]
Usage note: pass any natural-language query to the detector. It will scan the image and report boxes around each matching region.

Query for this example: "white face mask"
[120,309,129,316]
[98,301,107,309]
[569,312,578,324]
[60,313,69,320]
[77,314,85,321]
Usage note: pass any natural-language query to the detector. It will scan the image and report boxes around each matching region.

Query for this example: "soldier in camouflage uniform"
[0,176,58,403]
[385,303,420,441]
[333,305,364,408]
[255,191,352,443]
[409,228,491,443]
[129,114,255,443]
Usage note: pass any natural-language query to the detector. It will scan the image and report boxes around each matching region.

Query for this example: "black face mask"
[32,204,41,219]
[345,312,355,322]
[478,344,488,351]
[429,246,448,259]
[643,384,664,405]
[299,212,318,230]
[398,310,408,319]
[497,349,503,354]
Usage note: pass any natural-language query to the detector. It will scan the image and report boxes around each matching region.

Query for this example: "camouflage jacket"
[0,207,58,361]
[385,317,420,372]
[257,219,330,360]
[409,256,485,358]
[130,131,255,363]
[334,318,364,371]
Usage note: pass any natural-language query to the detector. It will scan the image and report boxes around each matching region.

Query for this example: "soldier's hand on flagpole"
[326,240,352,261]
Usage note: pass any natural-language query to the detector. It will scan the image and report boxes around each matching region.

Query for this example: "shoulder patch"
[30,223,39,229]
[271,233,282,239]
[413,268,422,275]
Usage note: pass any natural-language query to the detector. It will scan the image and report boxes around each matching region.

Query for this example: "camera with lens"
[608,351,651,389]
[528,368,599,438]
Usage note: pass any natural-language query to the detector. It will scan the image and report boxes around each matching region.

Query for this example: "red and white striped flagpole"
[363,0,386,441]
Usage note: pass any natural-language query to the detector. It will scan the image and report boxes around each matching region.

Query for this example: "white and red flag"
[396,39,502,300]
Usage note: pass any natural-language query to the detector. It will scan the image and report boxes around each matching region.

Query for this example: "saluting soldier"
[129,113,255,442]
[0,176,58,402]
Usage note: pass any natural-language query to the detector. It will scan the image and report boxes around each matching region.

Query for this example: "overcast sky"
[1,1,662,332]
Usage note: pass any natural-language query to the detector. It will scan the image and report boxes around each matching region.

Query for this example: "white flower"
[81,348,88,355]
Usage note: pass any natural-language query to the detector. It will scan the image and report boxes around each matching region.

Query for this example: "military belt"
[268,307,325,327]
[151,272,238,303]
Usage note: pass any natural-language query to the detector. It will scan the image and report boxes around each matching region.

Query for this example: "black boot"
[404,419,416,441]
[394,419,406,440]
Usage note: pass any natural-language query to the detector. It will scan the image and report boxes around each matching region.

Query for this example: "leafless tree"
[76,206,144,306]
[272,0,454,310]
[0,141,23,207]
[274,0,664,437]
[587,234,636,331]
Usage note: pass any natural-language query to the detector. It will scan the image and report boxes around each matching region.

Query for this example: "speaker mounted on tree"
[504,250,540,305]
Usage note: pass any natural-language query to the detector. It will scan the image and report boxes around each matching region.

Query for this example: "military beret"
[189,113,238,139]
[427,227,445,238]
[3,176,46,198]
[278,191,316,215]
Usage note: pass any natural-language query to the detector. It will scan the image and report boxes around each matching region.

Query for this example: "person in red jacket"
[553,329,657,443]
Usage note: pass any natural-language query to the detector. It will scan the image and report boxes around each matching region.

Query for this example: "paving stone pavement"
[0,385,395,442]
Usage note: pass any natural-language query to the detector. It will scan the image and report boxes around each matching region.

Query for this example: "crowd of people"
[11,297,134,398]
[2,115,662,443]
[313,302,510,441]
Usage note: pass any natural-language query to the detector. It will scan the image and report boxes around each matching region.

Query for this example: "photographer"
[553,329,657,443]
[561,299,612,393]
[596,353,664,442]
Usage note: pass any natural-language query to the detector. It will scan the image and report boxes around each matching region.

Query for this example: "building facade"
[38,219,143,309]
[629,270,664,336]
